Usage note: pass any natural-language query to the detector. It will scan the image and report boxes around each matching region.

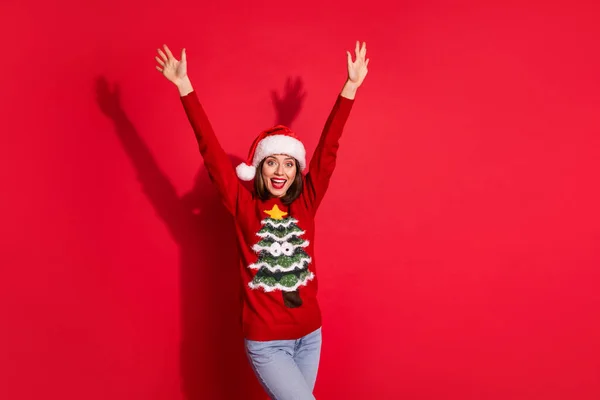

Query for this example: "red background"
[1,1,599,399]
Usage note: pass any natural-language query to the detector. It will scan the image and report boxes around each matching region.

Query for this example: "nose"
[275,163,284,175]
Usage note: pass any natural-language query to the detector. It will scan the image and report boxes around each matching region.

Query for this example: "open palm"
[347,41,369,87]
[155,44,187,85]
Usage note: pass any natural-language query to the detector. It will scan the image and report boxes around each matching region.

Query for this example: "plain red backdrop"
[1,0,599,399]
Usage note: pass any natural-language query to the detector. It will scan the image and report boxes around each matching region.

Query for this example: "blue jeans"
[245,327,322,400]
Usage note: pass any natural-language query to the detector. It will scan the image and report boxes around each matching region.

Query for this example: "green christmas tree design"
[248,204,314,307]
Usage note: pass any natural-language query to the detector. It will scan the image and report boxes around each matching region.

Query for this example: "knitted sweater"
[180,91,354,341]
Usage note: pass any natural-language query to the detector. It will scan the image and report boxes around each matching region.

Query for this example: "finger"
[361,42,367,58]
[157,48,168,62]
[347,50,353,65]
[271,90,280,103]
[181,48,186,62]
[355,41,360,57]
[293,77,303,93]
[156,66,163,72]
[366,58,370,66]
[163,44,174,60]
[155,56,165,67]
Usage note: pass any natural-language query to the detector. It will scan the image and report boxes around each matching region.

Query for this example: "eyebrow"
[267,156,295,161]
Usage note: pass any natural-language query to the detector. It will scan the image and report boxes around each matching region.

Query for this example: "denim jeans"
[245,327,322,400]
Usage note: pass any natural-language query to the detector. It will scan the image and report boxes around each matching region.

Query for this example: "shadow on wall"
[95,75,305,399]
[271,77,306,127]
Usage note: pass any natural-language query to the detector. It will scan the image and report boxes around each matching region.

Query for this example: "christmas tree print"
[248,204,314,308]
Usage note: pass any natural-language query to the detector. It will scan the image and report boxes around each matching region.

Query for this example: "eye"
[281,242,294,256]
[268,242,282,257]
[267,160,276,167]
[286,162,294,168]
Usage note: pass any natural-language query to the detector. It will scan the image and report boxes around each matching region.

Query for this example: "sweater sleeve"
[303,95,354,212]
[180,91,249,215]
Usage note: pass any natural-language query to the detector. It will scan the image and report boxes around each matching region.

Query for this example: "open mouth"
[270,178,287,190]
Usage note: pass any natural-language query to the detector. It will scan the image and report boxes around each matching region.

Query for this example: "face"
[261,154,297,197]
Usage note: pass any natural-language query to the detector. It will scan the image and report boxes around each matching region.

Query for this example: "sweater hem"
[243,318,322,341]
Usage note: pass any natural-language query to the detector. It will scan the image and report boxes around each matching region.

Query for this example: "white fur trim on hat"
[253,135,306,169]
[236,134,306,181]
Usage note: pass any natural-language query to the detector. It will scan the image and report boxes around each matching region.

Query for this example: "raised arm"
[304,41,369,212]
[155,45,246,215]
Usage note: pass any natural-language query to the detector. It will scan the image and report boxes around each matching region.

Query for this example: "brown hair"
[254,157,303,205]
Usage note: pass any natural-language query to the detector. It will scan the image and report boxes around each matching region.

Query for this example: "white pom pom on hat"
[236,125,306,181]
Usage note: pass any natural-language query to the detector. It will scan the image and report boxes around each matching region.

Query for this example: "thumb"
[181,48,187,62]
[346,50,352,65]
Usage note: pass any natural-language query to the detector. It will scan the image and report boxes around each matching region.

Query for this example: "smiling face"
[260,154,297,197]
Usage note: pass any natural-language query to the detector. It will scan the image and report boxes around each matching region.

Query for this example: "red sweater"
[180,91,354,341]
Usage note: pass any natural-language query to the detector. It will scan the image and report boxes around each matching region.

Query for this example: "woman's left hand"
[347,41,369,88]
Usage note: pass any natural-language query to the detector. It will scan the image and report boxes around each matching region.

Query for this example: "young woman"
[155,41,369,400]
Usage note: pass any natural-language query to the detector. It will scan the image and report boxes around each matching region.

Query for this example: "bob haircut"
[254,157,303,205]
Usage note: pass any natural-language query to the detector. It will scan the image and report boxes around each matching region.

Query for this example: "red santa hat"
[236,125,306,181]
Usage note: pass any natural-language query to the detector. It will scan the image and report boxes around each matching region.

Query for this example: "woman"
[155,41,369,400]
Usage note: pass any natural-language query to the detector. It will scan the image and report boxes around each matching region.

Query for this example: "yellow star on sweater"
[264,204,288,220]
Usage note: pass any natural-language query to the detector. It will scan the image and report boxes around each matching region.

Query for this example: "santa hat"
[236,125,306,181]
